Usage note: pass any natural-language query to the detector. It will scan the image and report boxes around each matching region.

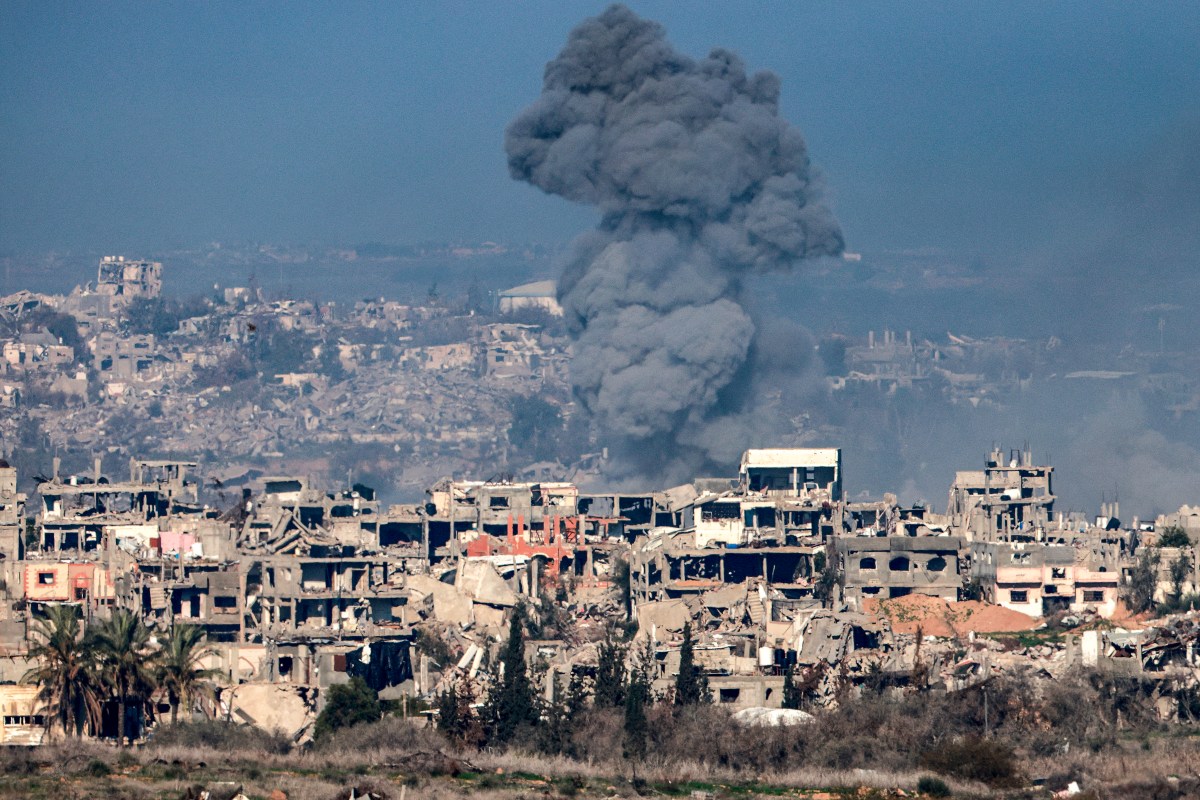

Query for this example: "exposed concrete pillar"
[422,517,430,564]
[470,646,483,677]
[237,568,247,642]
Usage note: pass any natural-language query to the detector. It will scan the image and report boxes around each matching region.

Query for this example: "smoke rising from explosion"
[506,4,842,479]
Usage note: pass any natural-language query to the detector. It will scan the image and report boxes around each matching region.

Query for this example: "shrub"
[1158,526,1192,548]
[919,736,1018,787]
[313,716,445,761]
[314,677,382,741]
[149,720,291,754]
[412,625,458,668]
[86,759,111,778]
[917,775,951,797]
[0,748,37,775]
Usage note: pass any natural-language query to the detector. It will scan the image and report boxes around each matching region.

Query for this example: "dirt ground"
[864,594,1039,637]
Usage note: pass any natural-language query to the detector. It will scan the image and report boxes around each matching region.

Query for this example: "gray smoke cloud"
[506,4,842,477]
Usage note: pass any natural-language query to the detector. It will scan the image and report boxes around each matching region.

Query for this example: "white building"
[498,280,562,317]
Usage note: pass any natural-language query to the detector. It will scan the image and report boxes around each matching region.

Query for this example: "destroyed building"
[37,458,200,554]
[95,256,162,300]
[970,538,1122,618]
[947,447,1055,540]
[837,535,963,608]
[0,461,26,591]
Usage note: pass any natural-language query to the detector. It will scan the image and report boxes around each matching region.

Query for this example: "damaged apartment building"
[424,477,622,587]
[630,448,844,605]
[949,448,1125,617]
[623,449,853,707]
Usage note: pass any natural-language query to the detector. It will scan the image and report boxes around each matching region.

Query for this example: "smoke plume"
[506,4,842,477]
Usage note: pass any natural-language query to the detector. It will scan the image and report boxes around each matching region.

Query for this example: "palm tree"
[91,608,156,745]
[155,623,219,725]
[23,604,103,738]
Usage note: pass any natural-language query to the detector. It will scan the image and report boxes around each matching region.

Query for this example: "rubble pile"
[864,594,1039,637]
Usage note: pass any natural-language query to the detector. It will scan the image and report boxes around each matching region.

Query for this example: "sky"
[2,1,1198,261]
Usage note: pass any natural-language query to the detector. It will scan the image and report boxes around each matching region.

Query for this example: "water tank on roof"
[758,646,775,669]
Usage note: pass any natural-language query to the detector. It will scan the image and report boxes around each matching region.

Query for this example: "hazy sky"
[1,1,1197,259]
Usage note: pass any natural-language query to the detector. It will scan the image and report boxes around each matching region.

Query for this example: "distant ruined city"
[1,257,1199,749]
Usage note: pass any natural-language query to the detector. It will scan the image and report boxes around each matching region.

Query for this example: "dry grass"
[1025,733,1200,790]
[9,694,1200,800]
[468,748,992,796]
[0,733,996,799]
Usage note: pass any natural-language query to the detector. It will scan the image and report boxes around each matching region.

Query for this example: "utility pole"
[983,685,989,738]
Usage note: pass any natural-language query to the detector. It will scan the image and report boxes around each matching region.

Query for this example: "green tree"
[612,558,633,621]
[781,663,802,710]
[1159,526,1192,548]
[488,606,538,744]
[23,605,103,737]
[564,669,588,719]
[123,296,203,337]
[593,631,628,709]
[255,327,315,376]
[25,307,89,366]
[673,622,704,706]
[436,682,462,742]
[465,278,489,315]
[785,662,827,710]
[1169,553,1192,606]
[92,609,156,746]
[435,677,484,748]
[623,639,654,762]
[813,550,840,606]
[314,676,381,740]
[317,340,347,382]
[1128,548,1161,613]
[155,624,219,725]
[537,672,586,757]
